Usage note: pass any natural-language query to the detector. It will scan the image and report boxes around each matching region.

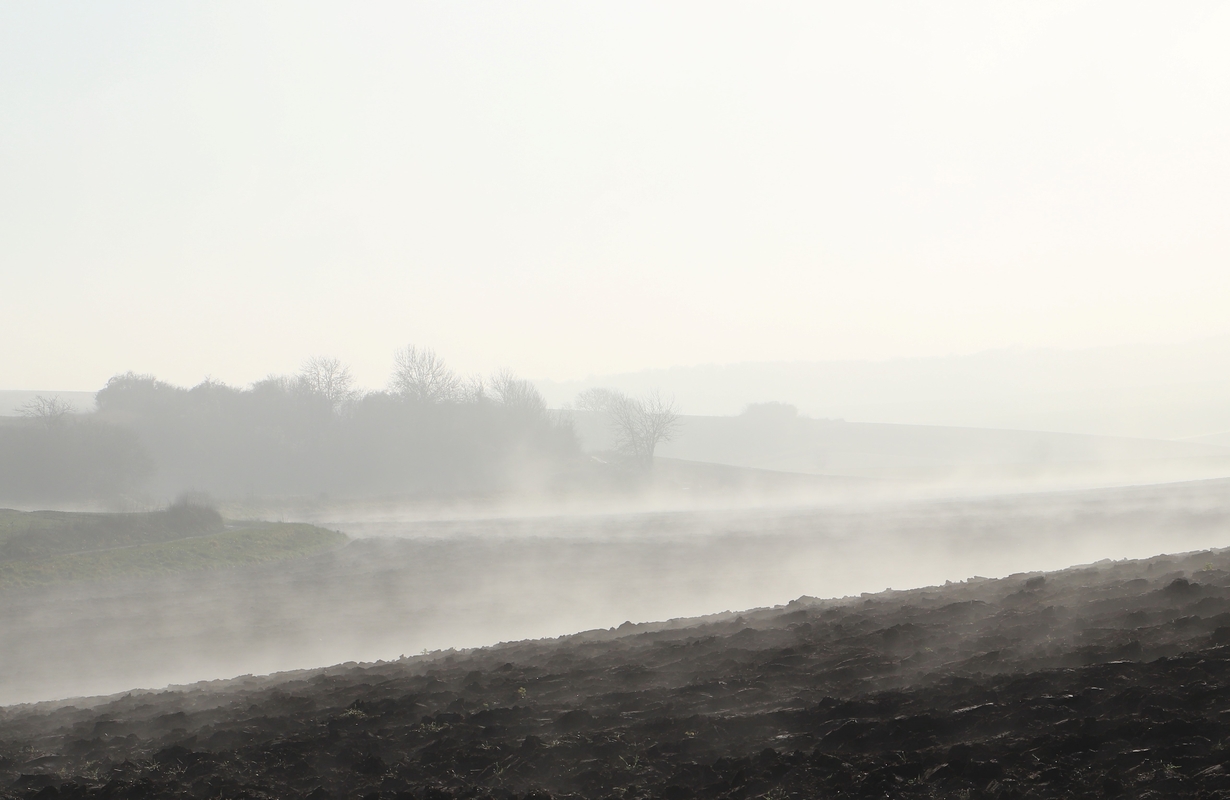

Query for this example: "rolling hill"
[573,409,1230,492]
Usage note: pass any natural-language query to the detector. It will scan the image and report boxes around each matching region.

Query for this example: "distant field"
[0,507,346,589]
[633,412,1230,491]
[0,504,225,560]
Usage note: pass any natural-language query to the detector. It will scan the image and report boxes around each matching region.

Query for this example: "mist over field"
[5,478,1230,707]
[4,5,1230,798]
[3,349,1230,707]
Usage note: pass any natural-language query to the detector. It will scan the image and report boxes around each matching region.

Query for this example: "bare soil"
[8,543,1230,798]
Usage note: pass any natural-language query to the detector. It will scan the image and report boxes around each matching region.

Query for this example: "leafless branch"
[390,346,462,403]
[18,395,76,427]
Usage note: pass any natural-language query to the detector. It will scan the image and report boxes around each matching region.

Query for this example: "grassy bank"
[0,504,224,560]
[0,509,346,589]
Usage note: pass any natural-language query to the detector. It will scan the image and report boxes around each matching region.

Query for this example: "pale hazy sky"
[3,2,1230,391]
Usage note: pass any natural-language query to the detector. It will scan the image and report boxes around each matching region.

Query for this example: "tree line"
[0,348,574,505]
[0,347,683,506]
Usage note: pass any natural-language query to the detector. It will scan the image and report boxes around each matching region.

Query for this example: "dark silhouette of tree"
[18,395,76,427]
[574,387,624,414]
[298,356,356,412]
[580,388,681,468]
[490,369,548,417]
[0,412,152,505]
[390,346,462,403]
[81,352,579,500]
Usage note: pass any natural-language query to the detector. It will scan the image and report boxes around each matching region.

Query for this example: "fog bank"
[4,478,1228,706]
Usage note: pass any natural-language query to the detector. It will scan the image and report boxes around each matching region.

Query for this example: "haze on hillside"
[4,2,1230,710]
[541,336,1230,440]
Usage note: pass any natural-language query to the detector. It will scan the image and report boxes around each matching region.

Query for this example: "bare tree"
[638,389,681,463]
[587,388,680,468]
[18,395,76,427]
[298,356,356,411]
[490,369,547,416]
[253,374,294,393]
[390,345,461,403]
[574,387,623,414]
[459,374,486,403]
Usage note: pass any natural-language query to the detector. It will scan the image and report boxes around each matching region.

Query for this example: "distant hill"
[573,408,1230,492]
[1187,431,1230,447]
[538,336,1230,440]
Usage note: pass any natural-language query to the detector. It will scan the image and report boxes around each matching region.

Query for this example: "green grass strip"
[0,524,346,589]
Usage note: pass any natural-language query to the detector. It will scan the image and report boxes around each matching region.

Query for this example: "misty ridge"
[538,336,1230,440]
[0,347,683,508]
[10,341,1230,511]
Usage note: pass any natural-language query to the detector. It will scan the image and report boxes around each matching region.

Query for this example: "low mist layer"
[8,521,1230,798]
[3,478,1228,706]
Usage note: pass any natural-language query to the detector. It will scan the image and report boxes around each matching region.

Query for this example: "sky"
[3,2,1230,392]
